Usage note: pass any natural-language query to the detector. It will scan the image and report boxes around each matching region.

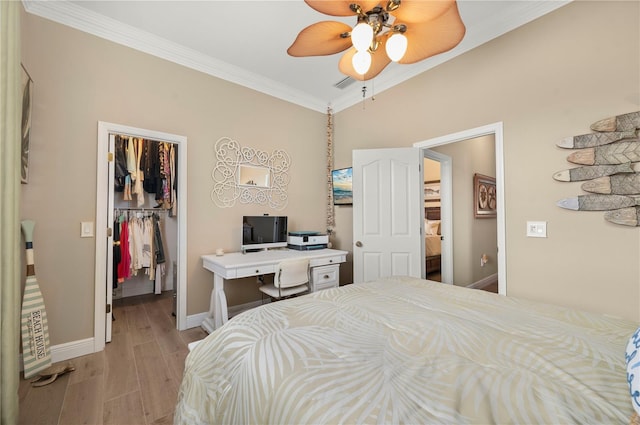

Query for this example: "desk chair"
[259,258,310,300]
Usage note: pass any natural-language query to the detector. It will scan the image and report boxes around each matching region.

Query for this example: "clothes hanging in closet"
[113,211,166,293]
[113,136,176,211]
[114,136,128,192]
[156,142,176,211]
[116,216,130,283]
[112,219,121,289]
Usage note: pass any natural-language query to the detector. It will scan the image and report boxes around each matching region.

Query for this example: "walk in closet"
[111,134,178,302]
[97,121,187,346]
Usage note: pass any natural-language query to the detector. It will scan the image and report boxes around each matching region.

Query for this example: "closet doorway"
[94,122,187,351]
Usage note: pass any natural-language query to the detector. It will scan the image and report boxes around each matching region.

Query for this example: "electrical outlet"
[526,221,547,238]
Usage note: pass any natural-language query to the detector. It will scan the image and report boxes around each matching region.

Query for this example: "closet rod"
[111,132,177,145]
[115,208,168,213]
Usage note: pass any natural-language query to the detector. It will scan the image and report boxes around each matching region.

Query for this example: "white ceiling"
[23,0,571,113]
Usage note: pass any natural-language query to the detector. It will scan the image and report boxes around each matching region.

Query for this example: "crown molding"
[22,0,329,113]
[22,0,571,114]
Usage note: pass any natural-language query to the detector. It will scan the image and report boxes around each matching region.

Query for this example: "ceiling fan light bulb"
[351,23,374,51]
[352,50,372,75]
[386,33,407,62]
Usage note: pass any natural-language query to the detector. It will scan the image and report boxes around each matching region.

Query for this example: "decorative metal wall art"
[211,137,290,209]
[555,111,640,226]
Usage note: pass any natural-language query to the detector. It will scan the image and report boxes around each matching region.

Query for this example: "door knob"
[355,241,363,247]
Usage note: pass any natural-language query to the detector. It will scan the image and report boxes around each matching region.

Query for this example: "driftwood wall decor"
[555,111,640,226]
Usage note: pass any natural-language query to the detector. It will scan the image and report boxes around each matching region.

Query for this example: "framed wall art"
[474,173,496,218]
[424,180,440,203]
[331,167,353,206]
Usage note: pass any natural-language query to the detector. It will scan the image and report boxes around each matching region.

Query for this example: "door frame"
[422,149,453,284]
[94,121,188,352]
[414,122,506,295]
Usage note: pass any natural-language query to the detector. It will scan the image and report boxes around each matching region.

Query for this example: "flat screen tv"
[241,215,288,252]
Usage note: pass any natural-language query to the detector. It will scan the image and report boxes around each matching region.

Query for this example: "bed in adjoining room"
[175,276,638,425]
[425,206,442,278]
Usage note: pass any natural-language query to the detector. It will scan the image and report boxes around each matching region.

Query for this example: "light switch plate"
[526,221,547,238]
[81,221,94,238]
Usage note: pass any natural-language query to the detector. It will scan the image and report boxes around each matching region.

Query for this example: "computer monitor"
[241,215,288,251]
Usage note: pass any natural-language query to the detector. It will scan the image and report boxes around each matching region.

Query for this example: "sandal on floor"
[30,362,75,387]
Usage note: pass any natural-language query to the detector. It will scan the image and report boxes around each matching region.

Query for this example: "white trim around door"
[94,121,188,353]
[414,122,506,295]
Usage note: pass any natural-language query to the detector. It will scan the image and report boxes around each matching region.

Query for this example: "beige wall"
[19,0,639,350]
[20,11,328,344]
[332,1,639,322]
[423,158,441,184]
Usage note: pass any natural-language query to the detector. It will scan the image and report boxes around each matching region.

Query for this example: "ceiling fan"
[288,0,466,81]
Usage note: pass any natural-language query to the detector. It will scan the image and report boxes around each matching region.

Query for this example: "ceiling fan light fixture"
[386,0,400,12]
[352,50,372,75]
[351,22,374,51]
[290,0,466,80]
[385,32,407,62]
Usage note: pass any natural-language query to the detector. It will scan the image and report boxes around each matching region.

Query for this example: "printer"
[287,231,328,250]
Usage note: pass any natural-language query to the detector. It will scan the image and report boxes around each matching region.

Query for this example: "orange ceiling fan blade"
[338,45,392,81]
[398,3,465,64]
[390,0,457,24]
[305,0,382,17]
[287,21,353,57]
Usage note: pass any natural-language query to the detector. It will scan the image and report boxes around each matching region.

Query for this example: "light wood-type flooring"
[427,270,499,294]
[18,291,207,425]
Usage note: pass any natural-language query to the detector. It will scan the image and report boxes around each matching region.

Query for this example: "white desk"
[201,248,348,333]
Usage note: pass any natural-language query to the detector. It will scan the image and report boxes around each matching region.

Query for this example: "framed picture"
[332,167,353,206]
[424,180,440,203]
[474,173,496,218]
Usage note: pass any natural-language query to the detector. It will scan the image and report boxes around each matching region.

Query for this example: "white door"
[105,134,115,342]
[353,148,424,283]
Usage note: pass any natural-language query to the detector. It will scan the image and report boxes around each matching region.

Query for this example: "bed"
[175,276,637,424]
[425,206,441,275]
[425,234,441,257]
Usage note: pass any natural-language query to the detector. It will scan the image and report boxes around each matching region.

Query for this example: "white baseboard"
[51,337,95,363]
[185,300,268,332]
[228,300,267,318]
[186,311,209,329]
[20,337,95,370]
[467,273,498,290]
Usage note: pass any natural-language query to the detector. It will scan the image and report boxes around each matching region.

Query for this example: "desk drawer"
[309,255,345,268]
[236,265,275,278]
[311,264,339,292]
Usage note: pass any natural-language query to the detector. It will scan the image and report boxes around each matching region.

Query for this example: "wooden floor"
[426,271,498,294]
[479,281,498,293]
[18,292,208,425]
